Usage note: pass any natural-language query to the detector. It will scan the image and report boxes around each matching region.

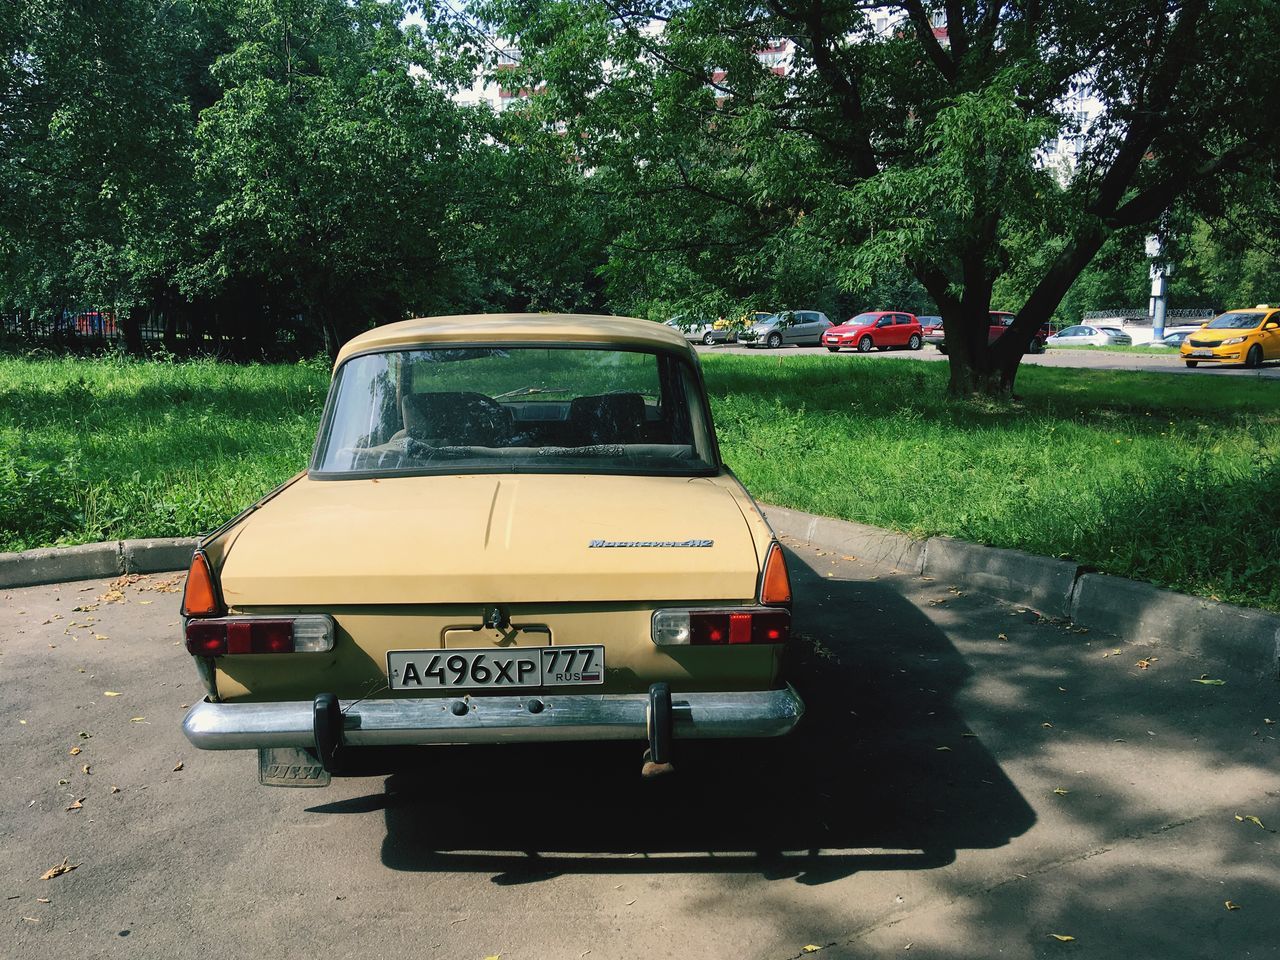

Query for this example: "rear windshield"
[312,346,718,476]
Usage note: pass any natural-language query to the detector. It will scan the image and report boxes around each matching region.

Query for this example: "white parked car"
[1046,324,1134,347]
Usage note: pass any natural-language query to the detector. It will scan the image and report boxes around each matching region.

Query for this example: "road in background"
[699,342,1280,379]
[3,554,1277,960]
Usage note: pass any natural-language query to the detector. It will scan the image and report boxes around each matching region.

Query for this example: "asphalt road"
[3,550,1278,960]
[697,341,1280,378]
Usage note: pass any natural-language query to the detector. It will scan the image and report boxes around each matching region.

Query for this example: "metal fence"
[2,310,194,345]
[1082,308,1216,325]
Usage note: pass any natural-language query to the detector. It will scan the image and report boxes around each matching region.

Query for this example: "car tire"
[766,332,783,348]
[908,334,922,350]
[702,331,716,346]
[1185,361,1198,368]
[937,343,948,355]
[857,336,873,353]
[1246,345,1263,368]
[826,346,839,353]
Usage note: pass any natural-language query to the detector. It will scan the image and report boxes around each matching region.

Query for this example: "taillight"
[761,541,792,606]
[652,609,790,646]
[184,615,335,656]
[181,551,222,617]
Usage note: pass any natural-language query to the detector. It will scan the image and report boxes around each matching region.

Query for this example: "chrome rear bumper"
[182,686,805,750]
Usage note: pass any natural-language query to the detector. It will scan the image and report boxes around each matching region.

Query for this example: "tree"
[470,0,1280,395]
[0,0,210,345]
[190,0,481,355]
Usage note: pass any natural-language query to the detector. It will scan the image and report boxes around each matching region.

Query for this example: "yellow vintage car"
[181,313,803,786]
[1180,305,1280,368]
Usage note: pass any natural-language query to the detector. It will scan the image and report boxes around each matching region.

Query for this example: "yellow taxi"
[1181,305,1280,368]
[713,310,772,331]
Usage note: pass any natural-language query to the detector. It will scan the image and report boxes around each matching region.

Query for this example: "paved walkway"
[3,548,1277,959]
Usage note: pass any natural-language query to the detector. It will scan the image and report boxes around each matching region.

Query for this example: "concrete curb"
[0,538,196,589]
[922,537,1078,620]
[762,504,1279,678]
[763,503,925,573]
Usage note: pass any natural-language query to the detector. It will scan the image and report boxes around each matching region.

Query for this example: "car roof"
[335,313,690,367]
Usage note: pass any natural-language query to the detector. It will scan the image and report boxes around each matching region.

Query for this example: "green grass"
[2,353,1278,611]
[1048,344,1176,355]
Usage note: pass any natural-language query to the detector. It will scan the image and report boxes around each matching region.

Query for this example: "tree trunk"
[163,310,178,354]
[120,312,144,355]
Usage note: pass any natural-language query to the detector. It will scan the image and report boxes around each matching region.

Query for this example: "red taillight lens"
[185,619,295,656]
[691,613,729,645]
[678,610,790,646]
[186,620,228,656]
[750,610,790,644]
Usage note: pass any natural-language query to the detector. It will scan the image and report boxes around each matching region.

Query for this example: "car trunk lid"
[217,473,761,605]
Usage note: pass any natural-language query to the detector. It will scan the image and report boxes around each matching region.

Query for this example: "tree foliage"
[0,0,607,357]
[471,0,1280,393]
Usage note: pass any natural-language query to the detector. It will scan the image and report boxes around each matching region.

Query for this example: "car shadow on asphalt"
[306,557,1036,884]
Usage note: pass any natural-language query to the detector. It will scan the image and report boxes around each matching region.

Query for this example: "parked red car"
[822,311,923,353]
[931,311,1049,355]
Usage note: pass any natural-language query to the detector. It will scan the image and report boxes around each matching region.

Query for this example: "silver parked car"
[1152,326,1202,348]
[738,310,833,348]
[665,316,733,346]
[1045,324,1134,347]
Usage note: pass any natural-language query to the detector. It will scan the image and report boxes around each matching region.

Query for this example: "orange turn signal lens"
[181,551,222,617]
[761,542,792,606]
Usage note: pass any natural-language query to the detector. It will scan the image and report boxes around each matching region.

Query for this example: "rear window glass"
[312,346,717,476]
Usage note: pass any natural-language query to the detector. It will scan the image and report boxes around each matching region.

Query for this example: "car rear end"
[180,323,804,785]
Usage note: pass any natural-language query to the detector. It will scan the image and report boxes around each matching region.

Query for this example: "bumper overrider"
[183,685,805,752]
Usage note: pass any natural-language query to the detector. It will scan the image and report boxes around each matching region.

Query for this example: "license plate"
[387,645,604,690]
[1190,350,1215,357]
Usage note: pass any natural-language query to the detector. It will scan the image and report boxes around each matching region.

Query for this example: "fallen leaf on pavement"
[1234,815,1265,828]
[111,786,120,793]
[1102,649,1122,658]
[103,691,122,697]
[624,898,636,906]
[1053,787,1070,796]
[1136,659,1153,669]
[802,947,823,954]
[36,898,49,904]
[1264,718,1275,725]
[94,634,109,641]
[22,917,39,923]
[1042,722,1054,728]
[997,633,1008,641]
[69,747,81,756]
[40,858,80,880]
[1225,901,1241,911]
[78,731,91,739]
[1191,677,1226,685]
[173,761,184,772]
[1047,934,1076,942]
[130,717,147,723]
[82,764,91,775]
[935,746,951,751]
[65,798,84,811]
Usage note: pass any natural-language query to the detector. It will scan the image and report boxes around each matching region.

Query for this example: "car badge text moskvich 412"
[588,539,714,548]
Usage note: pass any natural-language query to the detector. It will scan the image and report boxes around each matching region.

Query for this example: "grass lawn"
[2,352,1278,611]
[1048,344,1176,355]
